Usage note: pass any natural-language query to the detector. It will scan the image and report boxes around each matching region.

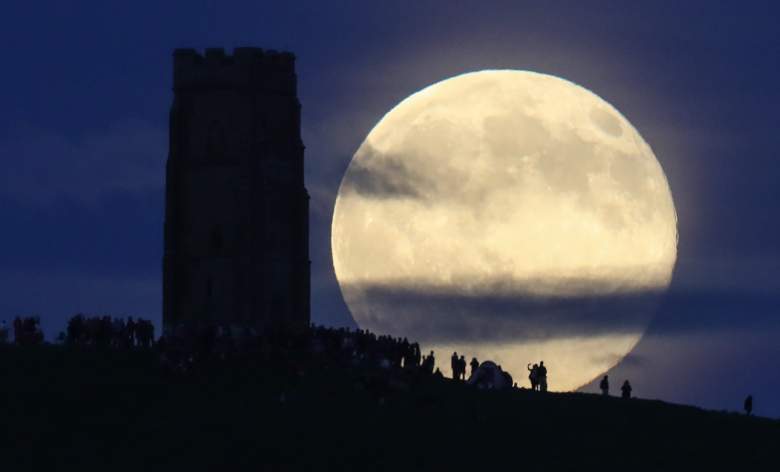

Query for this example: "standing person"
[0,320,8,344]
[112,318,125,348]
[599,375,610,396]
[470,357,479,378]
[425,351,435,375]
[451,352,459,380]
[744,395,753,416]
[527,363,538,391]
[67,315,84,346]
[538,361,548,392]
[13,317,22,345]
[126,317,137,347]
[621,380,632,399]
[459,355,467,380]
[412,343,421,368]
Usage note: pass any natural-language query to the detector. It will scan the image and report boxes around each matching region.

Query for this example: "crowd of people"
[306,325,426,372]
[2,316,759,414]
[0,315,618,397]
[0,317,45,346]
[157,323,431,376]
[0,316,761,414]
[0,315,155,349]
[159,324,537,396]
[66,315,155,349]
[160,324,545,394]
[0,316,575,397]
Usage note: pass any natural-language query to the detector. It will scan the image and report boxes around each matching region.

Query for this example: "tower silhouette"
[163,47,310,334]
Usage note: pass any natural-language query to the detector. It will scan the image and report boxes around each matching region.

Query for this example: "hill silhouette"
[1,339,777,470]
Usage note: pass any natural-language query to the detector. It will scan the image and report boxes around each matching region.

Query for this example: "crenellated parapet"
[173,47,297,95]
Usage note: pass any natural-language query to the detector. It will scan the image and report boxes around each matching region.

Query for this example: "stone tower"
[163,47,309,334]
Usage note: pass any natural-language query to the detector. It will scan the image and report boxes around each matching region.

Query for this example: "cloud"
[648,289,780,335]
[340,280,662,344]
[337,144,426,200]
[0,120,165,205]
[339,279,780,346]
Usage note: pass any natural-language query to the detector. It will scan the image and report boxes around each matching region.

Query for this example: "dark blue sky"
[1,1,779,416]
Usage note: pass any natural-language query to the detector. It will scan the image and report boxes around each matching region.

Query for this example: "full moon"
[332,70,677,391]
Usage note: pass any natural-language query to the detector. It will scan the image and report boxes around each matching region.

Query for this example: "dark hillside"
[0,345,777,471]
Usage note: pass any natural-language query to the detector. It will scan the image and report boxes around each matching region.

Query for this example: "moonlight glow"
[332,70,677,391]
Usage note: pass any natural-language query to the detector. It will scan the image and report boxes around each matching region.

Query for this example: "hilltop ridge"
[1,344,776,470]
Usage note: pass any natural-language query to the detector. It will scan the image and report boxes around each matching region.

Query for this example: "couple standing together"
[527,361,548,391]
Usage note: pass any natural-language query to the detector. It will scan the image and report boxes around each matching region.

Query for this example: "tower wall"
[163,47,310,334]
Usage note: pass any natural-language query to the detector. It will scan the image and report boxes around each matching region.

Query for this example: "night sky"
[1,1,779,416]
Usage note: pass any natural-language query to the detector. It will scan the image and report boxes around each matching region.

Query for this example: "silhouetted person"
[422,351,435,374]
[33,317,43,344]
[470,357,479,378]
[411,343,421,368]
[744,395,753,416]
[126,316,137,347]
[538,361,548,392]
[136,319,154,348]
[15,316,43,346]
[621,380,632,399]
[459,355,467,380]
[0,320,8,344]
[13,317,22,345]
[600,375,609,396]
[67,315,84,345]
[528,363,538,391]
[112,317,125,348]
[96,316,111,348]
[451,351,459,380]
